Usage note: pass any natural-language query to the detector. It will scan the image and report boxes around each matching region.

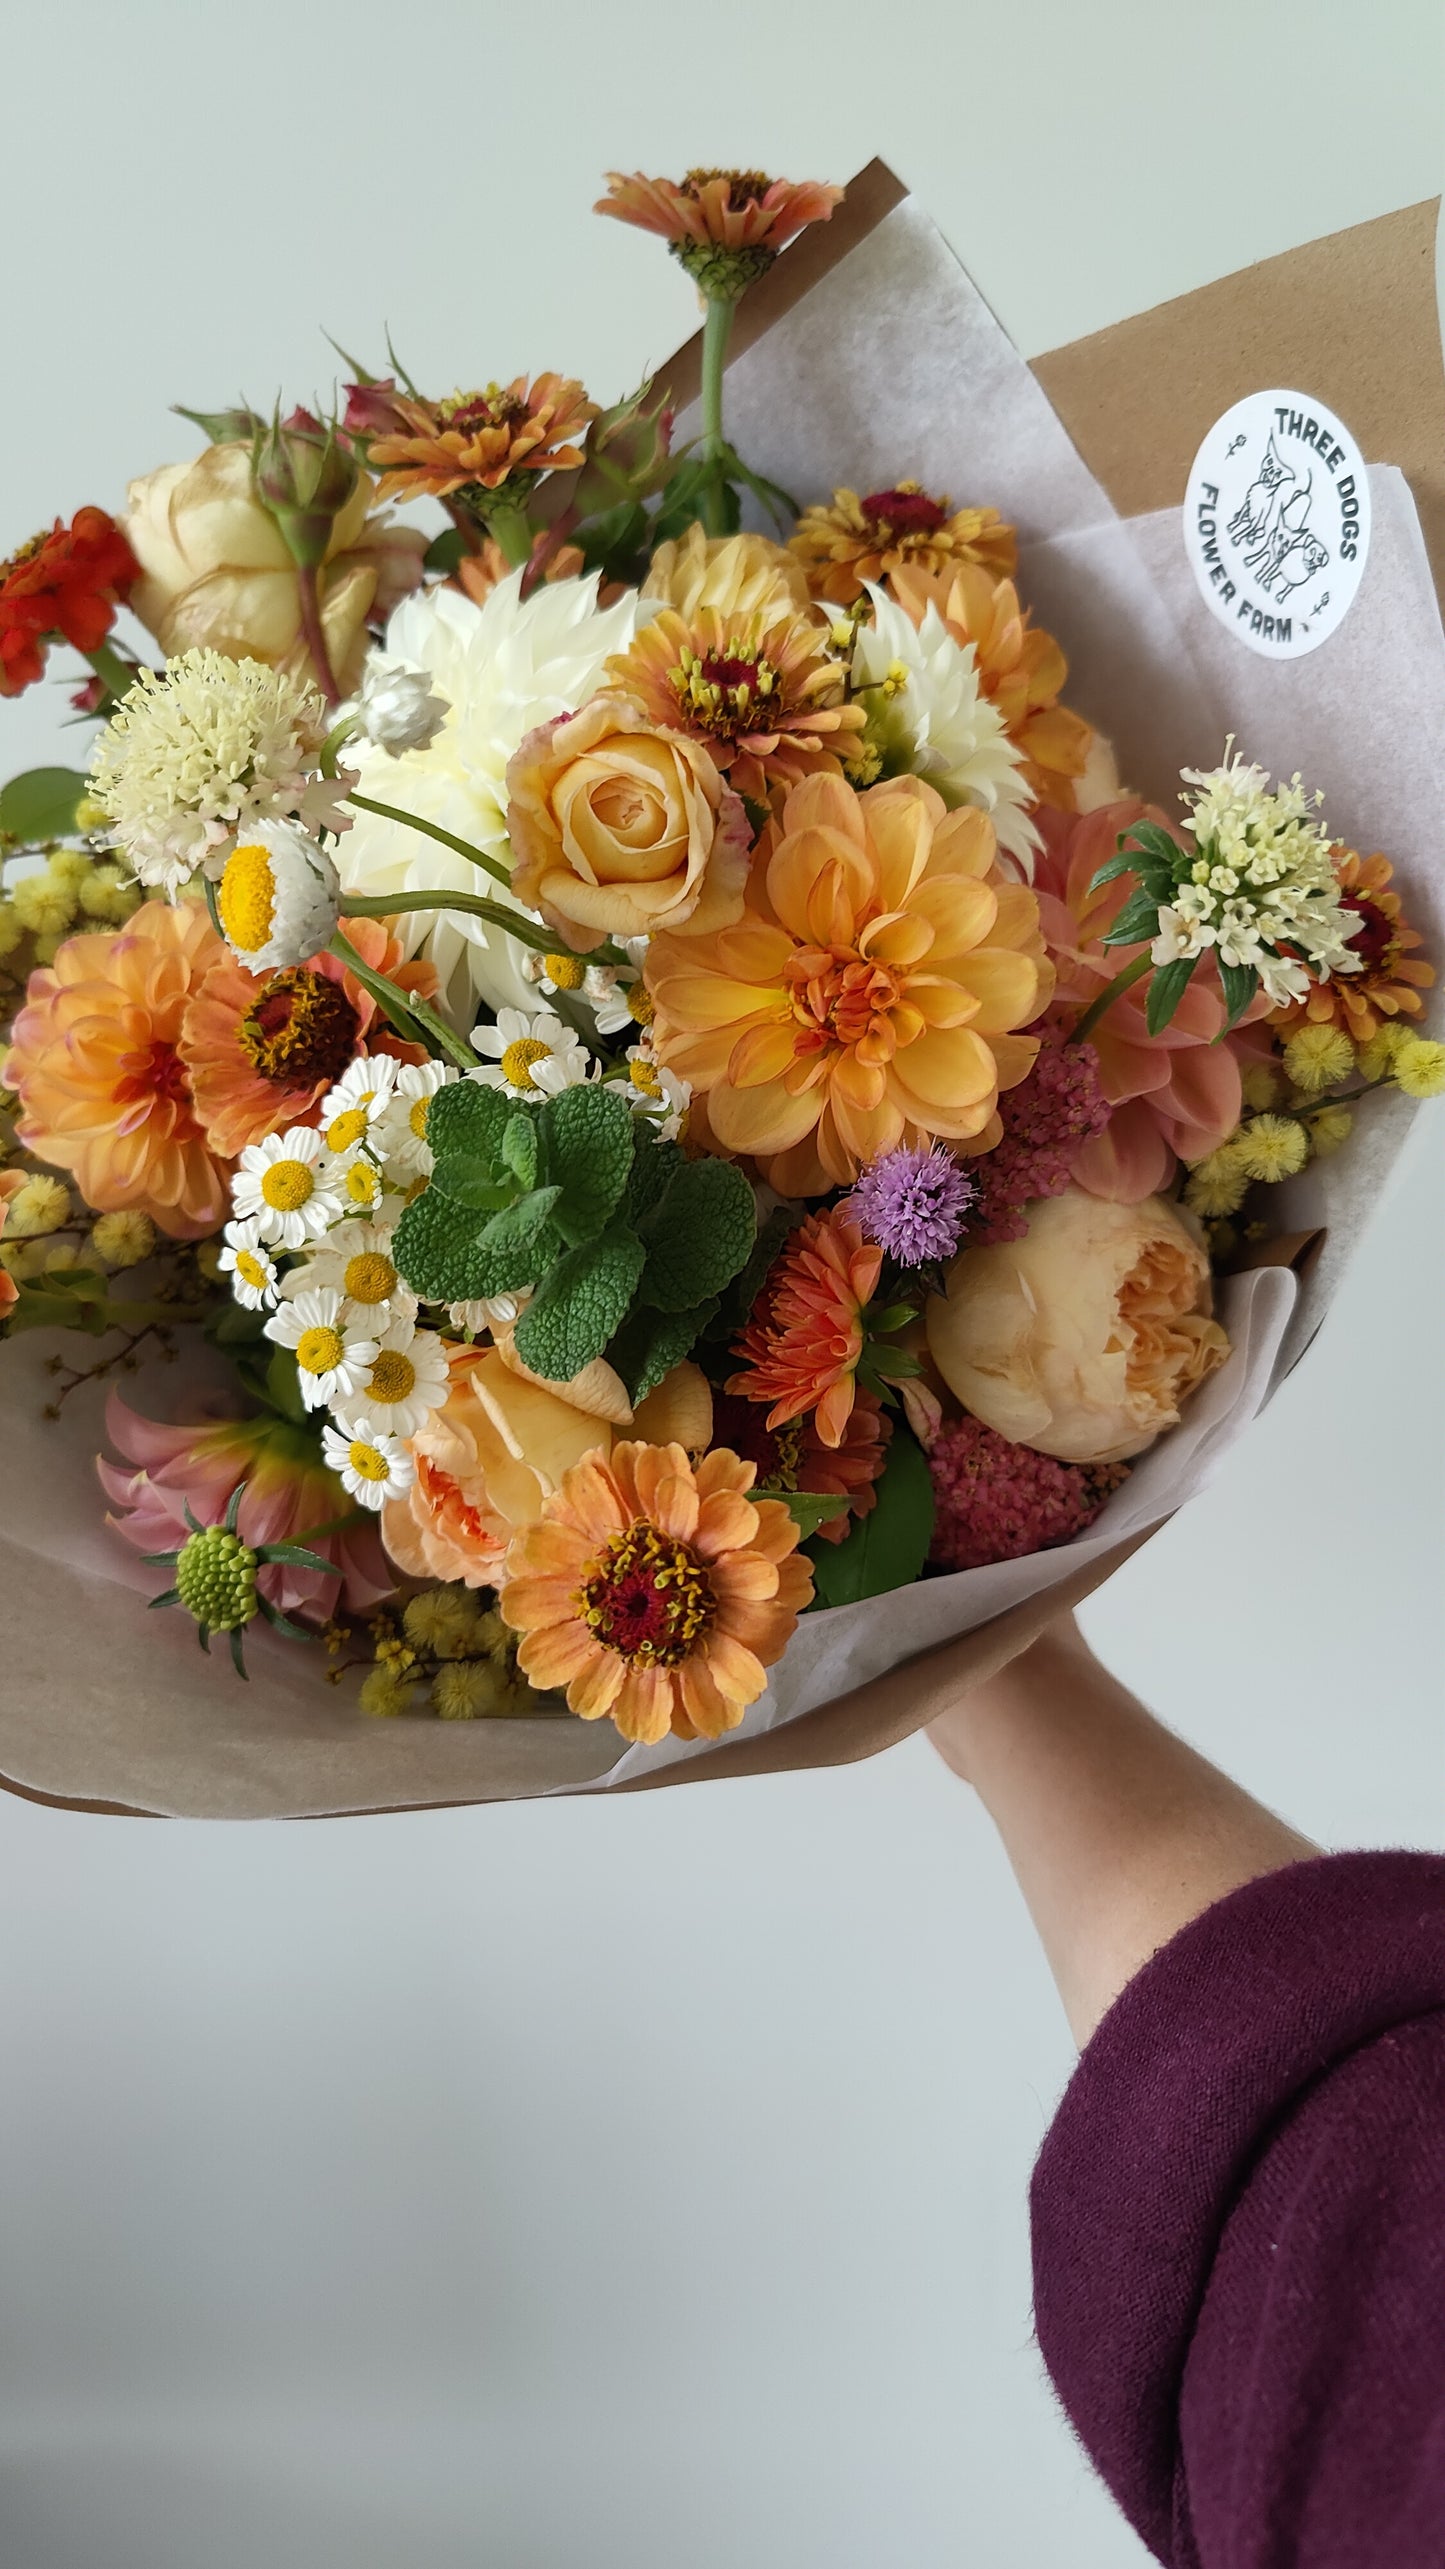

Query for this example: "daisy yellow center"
[629,1058,661,1097]
[326,1106,370,1152]
[580,1519,715,1667]
[344,1251,396,1305]
[408,1096,432,1140]
[628,985,655,1028]
[544,953,587,991]
[368,1349,416,1402]
[296,1324,345,1377]
[260,1159,315,1211]
[501,1036,551,1088]
[345,1161,381,1206]
[218,844,277,954]
[348,1438,392,1484]
[234,1249,269,1291]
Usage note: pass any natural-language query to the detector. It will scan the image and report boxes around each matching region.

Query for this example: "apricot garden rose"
[926,1189,1228,1464]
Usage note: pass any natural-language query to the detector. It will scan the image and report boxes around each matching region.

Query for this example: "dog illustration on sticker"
[1228,433,1294,551]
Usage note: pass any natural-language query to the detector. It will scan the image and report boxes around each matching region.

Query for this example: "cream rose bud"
[927,1188,1229,1464]
[350,656,449,755]
[504,695,750,950]
[123,443,425,697]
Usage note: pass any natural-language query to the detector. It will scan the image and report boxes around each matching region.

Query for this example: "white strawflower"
[346,656,450,755]
[216,820,342,973]
[315,1052,401,1157]
[86,650,349,894]
[287,1220,417,1328]
[471,1008,596,1099]
[264,1286,378,1411]
[372,1060,458,1183]
[231,1125,345,1250]
[332,1317,450,1439]
[217,1217,281,1310]
[335,570,638,1019]
[321,1420,416,1511]
[852,585,1037,872]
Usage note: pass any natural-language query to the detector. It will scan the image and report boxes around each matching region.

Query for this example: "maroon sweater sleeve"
[1029,1850,1445,2567]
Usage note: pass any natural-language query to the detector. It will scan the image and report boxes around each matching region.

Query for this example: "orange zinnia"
[727,1210,882,1450]
[606,605,863,806]
[888,561,1094,813]
[499,1441,813,1746]
[645,773,1054,1195]
[789,483,1017,607]
[596,169,842,293]
[368,377,597,505]
[1269,849,1435,1042]
[3,902,230,1238]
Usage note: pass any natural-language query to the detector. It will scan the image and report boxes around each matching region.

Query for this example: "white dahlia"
[852,585,1038,874]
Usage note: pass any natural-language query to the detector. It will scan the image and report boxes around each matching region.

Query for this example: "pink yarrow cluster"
[927,1416,1125,1572]
[968,1032,1110,1244]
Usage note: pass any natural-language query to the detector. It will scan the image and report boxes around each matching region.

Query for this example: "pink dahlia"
[99,1391,394,1623]
[928,1417,1125,1571]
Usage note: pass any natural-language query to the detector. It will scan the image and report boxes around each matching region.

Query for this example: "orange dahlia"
[645,773,1054,1195]
[888,562,1094,813]
[727,1210,882,1450]
[0,506,137,697]
[605,605,863,806]
[789,484,1017,607]
[178,917,439,1158]
[368,377,597,505]
[499,1441,813,1745]
[1269,849,1435,1042]
[2,902,229,1238]
[596,169,842,295]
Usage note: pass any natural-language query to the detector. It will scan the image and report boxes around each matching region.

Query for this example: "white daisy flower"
[332,1317,450,1439]
[216,818,342,973]
[231,1125,345,1250]
[330,1153,406,1222]
[321,1420,416,1511]
[216,1217,281,1310]
[447,1287,532,1337]
[372,1060,458,1183]
[621,1045,690,1143]
[852,585,1038,874]
[264,1287,377,1412]
[582,959,645,1036]
[345,656,449,756]
[289,1220,417,1327]
[315,1052,401,1158]
[471,1008,596,1099]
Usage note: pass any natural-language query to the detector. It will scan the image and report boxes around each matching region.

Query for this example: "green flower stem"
[328,929,478,1069]
[340,789,514,890]
[1069,950,1154,1047]
[698,297,734,535]
[81,641,142,707]
[295,564,343,707]
[484,500,535,570]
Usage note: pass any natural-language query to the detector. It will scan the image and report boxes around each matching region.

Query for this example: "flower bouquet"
[1,164,1442,1814]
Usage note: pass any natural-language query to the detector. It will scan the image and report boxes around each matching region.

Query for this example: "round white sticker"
[1182,388,1371,659]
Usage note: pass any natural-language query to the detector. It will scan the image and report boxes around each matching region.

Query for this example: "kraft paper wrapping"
[1,172,1440,1815]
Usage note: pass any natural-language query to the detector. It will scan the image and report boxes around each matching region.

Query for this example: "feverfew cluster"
[1162,750,1362,1008]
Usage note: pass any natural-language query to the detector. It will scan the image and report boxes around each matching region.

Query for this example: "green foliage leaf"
[477,1185,561,1260]
[760,1488,850,1538]
[5,1267,111,1337]
[1102,890,1164,949]
[1123,821,1187,869]
[514,1226,645,1381]
[636,1155,756,1312]
[1144,953,1200,1036]
[502,1111,540,1190]
[606,1296,719,1407]
[425,1077,510,1165]
[0,766,90,843]
[392,1187,537,1304]
[807,1427,935,1609]
[423,527,466,574]
[1217,959,1260,1032]
[576,499,648,579]
[702,1203,802,1344]
[428,1153,515,1212]
[1087,850,1139,893]
[623,1127,683,1226]
[536,1081,634,1246]
[263,1345,309,1426]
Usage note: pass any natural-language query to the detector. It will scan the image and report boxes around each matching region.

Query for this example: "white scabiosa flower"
[332,1318,450,1439]
[216,819,342,974]
[86,649,348,894]
[334,570,638,1019]
[321,1420,416,1511]
[290,1220,417,1328]
[471,1008,596,1099]
[314,1052,401,1157]
[217,1217,281,1310]
[264,1287,377,1412]
[852,584,1037,873]
[372,1059,458,1183]
[231,1125,345,1249]
[346,655,450,755]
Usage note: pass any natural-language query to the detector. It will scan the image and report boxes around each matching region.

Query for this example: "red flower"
[0,507,138,697]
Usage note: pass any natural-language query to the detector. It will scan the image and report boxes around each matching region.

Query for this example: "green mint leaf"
[502,1111,540,1190]
[702,1203,802,1343]
[1144,954,1200,1036]
[623,1124,683,1226]
[393,1187,538,1303]
[478,1186,562,1259]
[424,1077,510,1166]
[637,1154,756,1312]
[807,1427,934,1608]
[606,1297,720,1406]
[429,1153,516,1212]
[537,1082,634,1246]
[513,1226,646,1380]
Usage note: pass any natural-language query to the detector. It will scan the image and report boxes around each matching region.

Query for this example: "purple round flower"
[849,1143,975,1266]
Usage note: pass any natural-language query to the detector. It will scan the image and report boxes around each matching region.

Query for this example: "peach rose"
[505,694,749,951]
[926,1189,1229,1464]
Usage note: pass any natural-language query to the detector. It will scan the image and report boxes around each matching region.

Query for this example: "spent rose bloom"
[505,696,750,950]
[926,1188,1229,1464]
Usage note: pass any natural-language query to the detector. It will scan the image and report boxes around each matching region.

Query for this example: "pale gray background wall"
[1,4,1442,2563]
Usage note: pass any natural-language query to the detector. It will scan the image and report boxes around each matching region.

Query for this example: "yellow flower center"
[218,843,277,953]
[628,1058,661,1097]
[344,1250,397,1305]
[344,1161,381,1206]
[368,1349,416,1402]
[628,985,655,1028]
[260,1159,315,1211]
[408,1095,432,1140]
[500,1036,551,1089]
[544,953,587,991]
[348,1438,392,1483]
[325,1106,370,1153]
[579,1518,715,1667]
[234,1249,269,1291]
[296,1324,345,1378]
